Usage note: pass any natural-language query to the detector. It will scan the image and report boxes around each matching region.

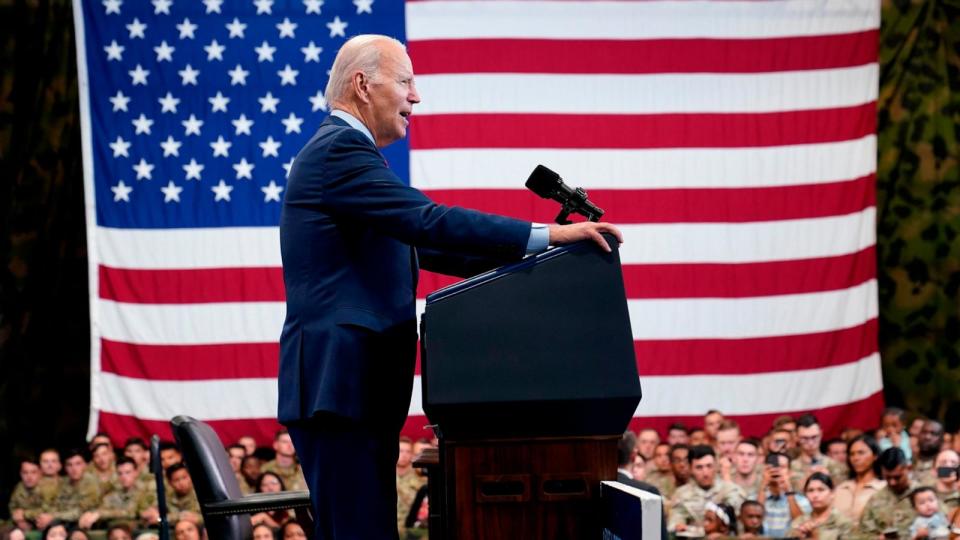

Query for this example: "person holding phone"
[933,449,960,516]
[759,452,811,538]
[792,414,847,492]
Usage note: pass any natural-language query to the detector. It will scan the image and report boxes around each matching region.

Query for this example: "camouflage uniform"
[858,483,918,539]
[914,458,936,487]
[92,469,119,497]
[236,471,255,495]
[8,481,46,523]
[50,476,102,522]
[261,459,307,491]
[37,476,64,508]
[646,469,677,500]
[789,455,846,492]
[937,489,960,516]
[667,480,746,531]
[167,489,202,524]
[788,508,854,540]
[397,468,426,535]
[731,473,764,501]
[136,467,157,492]
[96,483,155,526]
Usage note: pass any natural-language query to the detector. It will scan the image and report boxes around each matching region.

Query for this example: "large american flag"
[74,0,882,445]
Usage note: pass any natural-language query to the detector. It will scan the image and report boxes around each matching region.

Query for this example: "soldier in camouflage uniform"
[728,440,764,500]
[396,437,426,536]
[90,442,118,497]
[164,462,203,525]
[8,458,45,531]
[646,443,676,499]
[261,429,307,492]
[933,449,960,516]
[914,421,944,487]
[48,449,102,523]
[859,448,917,539]
[788,472,854,540]
[668,445,746,534]
[77,457,155,530]
[791,414,846,492]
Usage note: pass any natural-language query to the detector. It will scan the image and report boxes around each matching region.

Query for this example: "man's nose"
[409,81,421,104]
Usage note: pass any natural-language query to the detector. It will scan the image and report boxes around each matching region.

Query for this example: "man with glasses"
[790,413,845,491]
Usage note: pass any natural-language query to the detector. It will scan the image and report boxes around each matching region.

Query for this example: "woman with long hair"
[833,434,885,521]
[789,472,854,540]
[250,471,292,529]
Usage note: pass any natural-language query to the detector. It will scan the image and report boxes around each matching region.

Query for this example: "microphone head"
[525,164,563,199]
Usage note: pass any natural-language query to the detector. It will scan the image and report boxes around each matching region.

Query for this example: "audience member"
[79,456,153,530]
[8,457,44,531]
[668,423,690,446]
[238,435,257,457]
[788,472,853,540]
[934,449,960,514]
[261,429,306,492]
[758,452,811,538]
[910,486,950,540]
[41,521,68,540]
[636,428,659,461]
[834,434,884,522]
[48,449,100,524]
[670,444,692,490]
[823,438,848,468]
[791,414,846,491]
[703,501,736,538]
[88,433,113,452]
[106,523,133,540]
[715,420,741,481]
[668,445,746,533]
[157,441,182,470]
[397,436,426,535]
[164,462,202,525]
[172,520,202,540]
[240,455,262,495]
[880,407,914,463]
[704,410,725,447]
[729,439,763,500]
[738,500,764,538]
[251,523,274,540]
[690,429,707,447]
[4,527,27,540]
[122,439,152,489]
[916,421,947,487]
[280,519,308,540]
[646,442,676,498]
[89,443,117,497]
[766,428,792,457]
[225,444,251,495]
[251,471,291,529]
[67,530,90,540]
[772,415,798,452]
[860,447,917,538]
[631,453,647,482]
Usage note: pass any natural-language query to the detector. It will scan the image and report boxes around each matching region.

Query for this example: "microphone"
[525,165,604,225]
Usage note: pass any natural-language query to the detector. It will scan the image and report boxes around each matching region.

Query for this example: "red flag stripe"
[98,411,283,448]
[410,31,879,75]
[99,266,284,304]
[423,174,876,224]
[101,338,280,380]
[409,104,877,150]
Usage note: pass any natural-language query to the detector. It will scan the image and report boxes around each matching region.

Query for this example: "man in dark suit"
[279,34,622,539]
[618,431,668,539]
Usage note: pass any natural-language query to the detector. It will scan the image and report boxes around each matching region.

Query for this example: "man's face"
[242,457,261,480]
[691,455,717,489]
[920,421,945,455]
[671,449,690,482]
[826,441,847,463]
[124,444,148,467]
[40,451,61,476]
[239,436,257,456]
[767,432,791,454]
[160,448,182,470]
[397,442,413,468]
[364,41,420,148]
[227,447,245,472]
[653,444,671,472]
[716,428,740,458]
[92,445,115,471]
[689,430,706,446]
[20,462,41,488]
[734,442,758,475]
[935,449,960,483]
[637,430,659,460]
[170,468,193,496]
[797,424,822,456]
[740,504,764,533]
[117,463,138,489]
[274,433,295,458]
[704,413,723,439]
[65,455,87,481]
[882,464,911,494]
[174,521,200,540]
[667,428,689,446]
[108,529,132,540]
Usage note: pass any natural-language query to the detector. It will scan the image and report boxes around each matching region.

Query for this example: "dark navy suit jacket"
[278,115,532,430]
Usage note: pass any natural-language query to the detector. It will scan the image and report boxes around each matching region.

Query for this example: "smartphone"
[936,466,957,479]
[882,528,899,539]
[765,453,782,467]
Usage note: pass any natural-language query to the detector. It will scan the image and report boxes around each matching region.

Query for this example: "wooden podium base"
[423,436,619,540]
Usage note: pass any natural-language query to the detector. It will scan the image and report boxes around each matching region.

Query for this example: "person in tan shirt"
[833,434,886,522]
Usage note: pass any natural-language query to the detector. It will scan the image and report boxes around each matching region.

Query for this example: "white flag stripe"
[98,353,881,420]
[98,372,278,421]
[635,352,883,417]
[98,299,285,345]
[415,66,878,115]
[406,1,879,40]
[410,136,877,190]
[95,209,873,271]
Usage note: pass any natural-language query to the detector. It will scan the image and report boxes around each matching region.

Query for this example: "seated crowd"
[620,408,960,538]
[2,430,313,540]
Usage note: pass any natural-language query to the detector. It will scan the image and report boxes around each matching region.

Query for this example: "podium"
[420,234,642,539]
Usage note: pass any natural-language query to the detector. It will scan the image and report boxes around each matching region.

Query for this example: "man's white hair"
[325,34,405,105]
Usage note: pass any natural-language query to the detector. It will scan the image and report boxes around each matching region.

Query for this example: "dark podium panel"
[419,235,644,540]
[421,234,642,440]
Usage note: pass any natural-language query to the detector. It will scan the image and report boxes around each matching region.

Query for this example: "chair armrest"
[204,491,312,517]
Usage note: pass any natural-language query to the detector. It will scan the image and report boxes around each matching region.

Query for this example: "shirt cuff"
[525,223,550,255]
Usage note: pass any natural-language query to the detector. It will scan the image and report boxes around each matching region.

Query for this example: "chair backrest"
[171,415,251,539]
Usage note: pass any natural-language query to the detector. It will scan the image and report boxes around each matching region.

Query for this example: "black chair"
[171,415,314,539]
[150,435,171,540]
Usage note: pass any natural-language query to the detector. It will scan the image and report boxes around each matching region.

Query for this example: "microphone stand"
[554,187,603,224]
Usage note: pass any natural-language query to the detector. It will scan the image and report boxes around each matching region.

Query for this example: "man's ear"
[352,71,370,103]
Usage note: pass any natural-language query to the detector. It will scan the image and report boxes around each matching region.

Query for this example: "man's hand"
[548,222,623,252]
[35,513,54,530]
[78,511,99,529]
